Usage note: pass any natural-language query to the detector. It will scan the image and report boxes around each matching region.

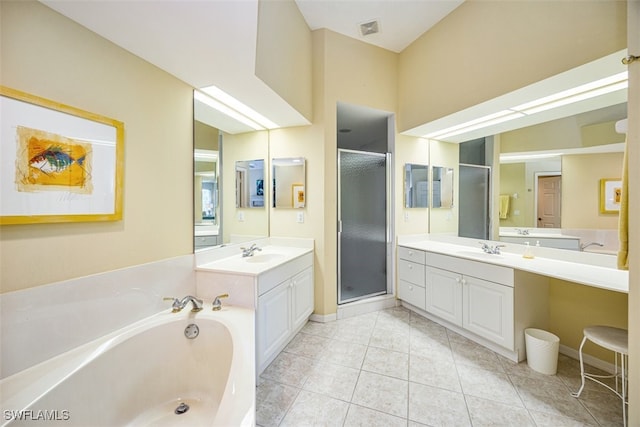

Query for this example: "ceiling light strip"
[194,90,265,131]
[200,86,279,129]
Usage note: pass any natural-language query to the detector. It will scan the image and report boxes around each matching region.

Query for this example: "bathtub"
[1,306,255,426]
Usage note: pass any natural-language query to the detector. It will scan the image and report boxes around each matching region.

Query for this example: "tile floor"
[256,306,626,427]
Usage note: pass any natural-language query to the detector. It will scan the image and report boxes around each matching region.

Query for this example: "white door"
[537,175,561,228]
[462,276,514,349]
[426,266,463,327]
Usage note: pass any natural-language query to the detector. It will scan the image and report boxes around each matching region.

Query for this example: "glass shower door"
[338,149,389,304]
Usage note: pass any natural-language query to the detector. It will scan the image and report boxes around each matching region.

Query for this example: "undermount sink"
[244,253,285,263]
[455,250,504,259]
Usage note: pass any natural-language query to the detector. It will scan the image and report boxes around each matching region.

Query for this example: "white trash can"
[525,328,560,375]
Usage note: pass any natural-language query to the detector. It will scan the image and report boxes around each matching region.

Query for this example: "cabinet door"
[462,276,514,349]
[426,267,463,326]
[257,280,291,370]
[291,267,314,330]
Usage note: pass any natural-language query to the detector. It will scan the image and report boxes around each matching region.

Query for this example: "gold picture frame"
[1,86,124,224]
[599,178,622,214]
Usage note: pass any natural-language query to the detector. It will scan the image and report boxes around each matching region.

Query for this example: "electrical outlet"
[296,211,304,223]
[404,212,409,222]
[237,211,245,222]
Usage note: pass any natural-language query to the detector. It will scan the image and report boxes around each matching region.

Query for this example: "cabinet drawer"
[398,246,426,264]
[427,252,513,287]
[398,280,426,310]
[398,260,425,286]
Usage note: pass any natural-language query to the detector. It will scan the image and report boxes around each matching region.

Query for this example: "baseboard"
[337,294,398,320]
[559,344,617,374]
[309,313,337,323]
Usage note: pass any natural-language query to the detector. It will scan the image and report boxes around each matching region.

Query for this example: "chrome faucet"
[241,243,262,257]
[479,242,506,254]
[580,242,604,251]
[515,228,530,235]
[212,293,229,311]
[164,295,204,313]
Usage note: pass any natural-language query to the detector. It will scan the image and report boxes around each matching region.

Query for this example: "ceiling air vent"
[359,20,379,36]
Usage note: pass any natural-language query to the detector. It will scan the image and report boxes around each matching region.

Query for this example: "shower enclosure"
[338,149,390,304]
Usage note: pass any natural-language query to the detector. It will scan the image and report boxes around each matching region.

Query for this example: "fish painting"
[16,126,93,193]
[29,146,86,174]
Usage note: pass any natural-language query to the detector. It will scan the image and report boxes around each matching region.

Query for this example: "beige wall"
[398,0,626,131]
[0,2,193,293]
[499,163,527,227]
[562,152,624,229]
[428,140,459,234]
[256,0,313,121]
[395,135,429,236]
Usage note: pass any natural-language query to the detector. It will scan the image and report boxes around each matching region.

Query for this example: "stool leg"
[622,353,627,427]
[572,335,588,398]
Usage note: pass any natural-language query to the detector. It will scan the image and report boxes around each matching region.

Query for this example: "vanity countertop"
[399,239,628,294]
[196,245,313,276]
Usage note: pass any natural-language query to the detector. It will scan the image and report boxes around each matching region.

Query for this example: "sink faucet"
[580,242,604,251]
[479,242,506,254]
[515,228,530,235]
[164,295,204,313]
[241,243,262,257]
[212,293,229,311]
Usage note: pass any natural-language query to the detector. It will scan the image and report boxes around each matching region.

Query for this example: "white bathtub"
[1,306,255,426]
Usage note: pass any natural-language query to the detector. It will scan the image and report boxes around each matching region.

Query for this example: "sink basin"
[244,253,285,263]
[455,250,504,260]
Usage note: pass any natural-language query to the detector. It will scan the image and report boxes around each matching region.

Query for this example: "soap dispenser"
[523,242,534,259]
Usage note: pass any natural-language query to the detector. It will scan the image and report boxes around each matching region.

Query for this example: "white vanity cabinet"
[426,252,515,351]
[257,264,314,375]
[397,247,426,310]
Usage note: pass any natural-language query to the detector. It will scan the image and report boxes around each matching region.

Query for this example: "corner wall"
[0,2,193,293]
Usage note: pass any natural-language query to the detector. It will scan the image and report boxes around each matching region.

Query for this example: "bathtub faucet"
[241,243,262,257]
[164,295,204,313]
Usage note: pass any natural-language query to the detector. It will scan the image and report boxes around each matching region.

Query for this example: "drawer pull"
[408,264,413,269]
[409,285,413,290]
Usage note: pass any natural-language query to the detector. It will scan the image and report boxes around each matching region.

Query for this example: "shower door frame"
[337,148,393,305]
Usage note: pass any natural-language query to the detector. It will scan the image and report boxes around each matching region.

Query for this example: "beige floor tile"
[528,409,599,426]
[301,320,339,339]
[510,374,599,424]
[255,378,300,427]
[351,370,408,418]
[362,346,409,380]
[261,351,317,388]
[343,404,407,427]
[284,332,330,359]
[303,361,360,401]
[369,326,410,353]
[319,339,368,369]
[280,390,349,427]
[465,395,535,426]
[450,338,504,372]
[456,363,524,407]
[409,352,461,392]
[408,382,470,426]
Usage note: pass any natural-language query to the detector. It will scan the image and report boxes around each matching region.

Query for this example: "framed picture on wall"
[292,184,305,208]
[599,178,622,214]
[0,86,124,224]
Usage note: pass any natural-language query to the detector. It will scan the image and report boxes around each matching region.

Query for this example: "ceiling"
[40,0,463,133]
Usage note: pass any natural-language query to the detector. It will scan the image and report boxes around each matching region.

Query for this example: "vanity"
[397,236,628,362]
[195,238,314,375]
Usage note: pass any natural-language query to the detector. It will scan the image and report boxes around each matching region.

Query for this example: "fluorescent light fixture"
[194,149,218,161]
[200,85,279,129]
[424,71,628,141]
[500,152,564,162]
[427,111,525,140]
[194,90,264,131]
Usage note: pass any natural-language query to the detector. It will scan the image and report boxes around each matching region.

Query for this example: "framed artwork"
[599,178,622,214]
[1,86,124,224]
[292,184,305,208]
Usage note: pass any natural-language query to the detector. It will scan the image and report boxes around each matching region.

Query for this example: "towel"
[499,195,510,219]
[617,137,628,270]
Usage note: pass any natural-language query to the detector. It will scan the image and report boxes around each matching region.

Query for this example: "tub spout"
[164,296,203,312]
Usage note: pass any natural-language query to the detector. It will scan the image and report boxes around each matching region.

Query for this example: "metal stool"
[571,326,628,427]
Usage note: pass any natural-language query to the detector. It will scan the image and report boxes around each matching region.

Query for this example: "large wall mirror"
[272,157,306,208]
[404,163,429,208]
[194,93,270,250]
[423,51,627,253]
